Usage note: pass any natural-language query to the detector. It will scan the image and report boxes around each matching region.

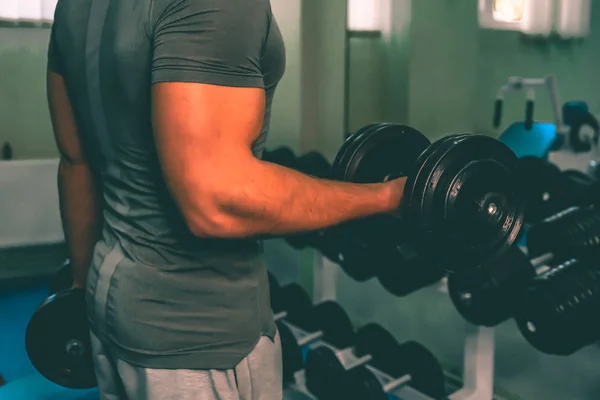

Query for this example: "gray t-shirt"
[49,0,286,369]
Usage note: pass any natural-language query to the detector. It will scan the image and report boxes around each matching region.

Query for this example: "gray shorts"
[90,331,283,400]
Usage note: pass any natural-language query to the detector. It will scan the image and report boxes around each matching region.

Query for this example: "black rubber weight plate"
[405,135,524,272]
[25,289,96,389]
[393,341,446,399]
[332,124,431,183]
[331,124,381,181]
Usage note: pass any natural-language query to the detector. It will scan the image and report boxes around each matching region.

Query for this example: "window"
[493,0,525,22]
[0,0,57,25]
[478,0,524,30]
[479,0,554,36]
[347,0,383,32]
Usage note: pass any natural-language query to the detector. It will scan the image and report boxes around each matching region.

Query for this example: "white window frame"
[478,0,525,31]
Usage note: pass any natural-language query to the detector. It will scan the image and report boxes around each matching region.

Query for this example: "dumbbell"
[262,146,297,169]
[448,245,557,327]
[269,280,358,382]
[321,220,444,296]
[295,151,331,179]
[272,283,355,347]
[449,205,600,326]
[512,157,567,223]
[276,300,356,383]
[25,288,95,389]
[526,205,600,258]
[515,253,600,356]
[332,123,524,272]
[305,323,445,400]
[512,157,600,223]
[24,260,95,389]
[49,259,72,295]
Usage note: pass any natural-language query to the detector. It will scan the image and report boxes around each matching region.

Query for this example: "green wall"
[0,27,54,159]
[349,0,600,140]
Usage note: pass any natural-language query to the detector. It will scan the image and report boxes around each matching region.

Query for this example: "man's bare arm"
[152,82,404,238]
[48,71,102,287]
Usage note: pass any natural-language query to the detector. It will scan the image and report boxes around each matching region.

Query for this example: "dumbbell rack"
[293,252,496,400]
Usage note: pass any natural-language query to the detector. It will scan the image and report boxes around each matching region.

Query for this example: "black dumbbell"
[450,204,600,327]
[272,283,355,348]
[448,245,555,327]
[512,157,567,223]
[332,123,524,273]
[561,169,600,207]
[276,300,356,384]
[294,151,331,179]
[526,205,600,258]
[263,146,297,169]
[512,158,600,223]
[515,252,600,356]
[25,288,96,389]
[320,221,444,296]
[49,259,72,295]
[305,324,445,400]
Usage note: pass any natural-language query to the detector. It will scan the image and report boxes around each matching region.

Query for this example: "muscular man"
[47,0,404,398]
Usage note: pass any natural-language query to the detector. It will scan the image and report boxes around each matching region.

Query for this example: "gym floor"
[0,246,312,400]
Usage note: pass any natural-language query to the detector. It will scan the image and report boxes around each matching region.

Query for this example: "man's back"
[49,0,285,369]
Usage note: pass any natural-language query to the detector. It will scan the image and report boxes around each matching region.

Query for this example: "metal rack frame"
[311,252,496,400]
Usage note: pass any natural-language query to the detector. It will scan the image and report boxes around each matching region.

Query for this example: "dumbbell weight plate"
[389,341,446,399]
[277,321,304,384]
[448,245,537,327]
[376,243,444,297]
[263,147,297,169]
[352,323,399,373]
[563,169,600,207]
[331,124,385,181]
[305,346,347,399]
[404,134,524,272]
[49,260,72,295]
[25,289,96,389]
[353,324,445,399]
[295,152,332,179]
[513,157,567,222]
[333,124,431,184]
[302,301,356,349]
[273,283,313,317]
[331,124,431,248]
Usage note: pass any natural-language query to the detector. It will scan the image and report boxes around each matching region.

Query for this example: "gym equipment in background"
[449,205,600,328]
[513,157,600,223]
[331,123,524,273]
[262,146,297,169]
[498,122,557,159]
[516,251,600,356]
[305,324,446,399]
[494,75,563,157]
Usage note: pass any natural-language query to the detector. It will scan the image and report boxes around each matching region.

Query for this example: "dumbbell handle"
[383,372,412,393]
[275,312,324,346]
[530,252,554,269]
[344,353,373,370]
[274,311,288,321]
[298,330,323,346]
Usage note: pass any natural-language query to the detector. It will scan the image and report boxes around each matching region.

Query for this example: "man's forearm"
[195,159,402,238]
[57,158,102,286]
